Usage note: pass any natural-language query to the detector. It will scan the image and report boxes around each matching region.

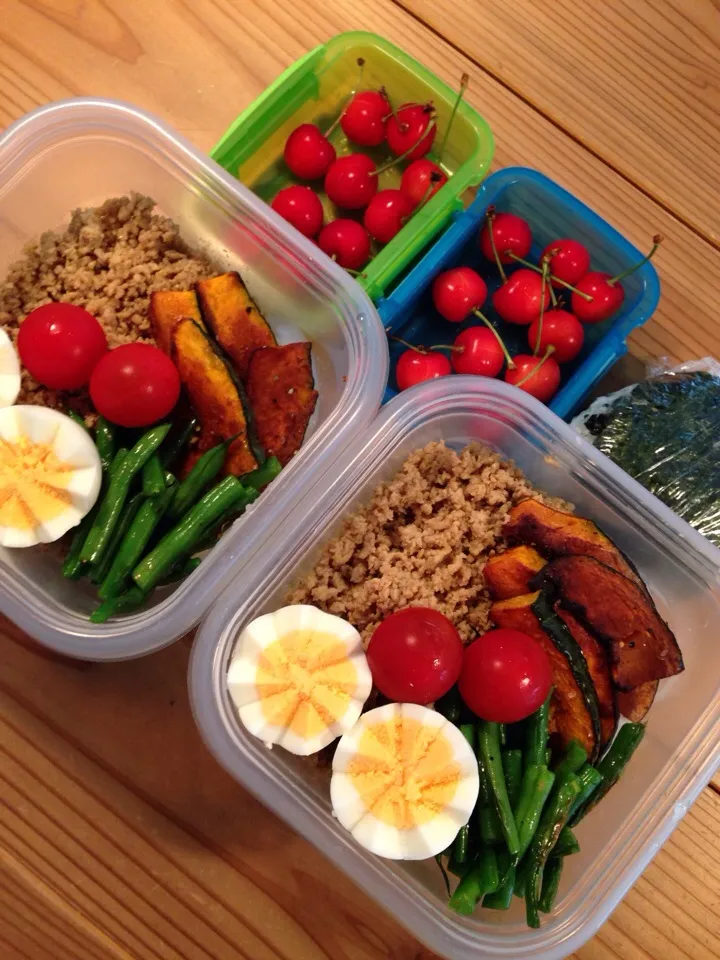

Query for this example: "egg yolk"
[0,435,73,530]
[346,718,461,829]
[257,629,358,739]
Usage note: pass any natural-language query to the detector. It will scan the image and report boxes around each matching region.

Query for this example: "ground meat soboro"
[288,441,559,644]
[0,193,216,411]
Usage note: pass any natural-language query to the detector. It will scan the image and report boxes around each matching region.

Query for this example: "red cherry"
[571,271,624,323]
[492,269,551,325]
[528,310,584,363]
[396,349,451,390]
[283,124,336,180]
[480,212,532,265]
[271,185,324,238]
[432,266,488,323]
[363,189,413,244]
[541,238,591,289]
[400,159,447,209]
[318,219,371,270]
[452,327,504,377]
[505,353,561,403]
[386,103,436,161]
[324,154,378,209]
[340,90,389,147]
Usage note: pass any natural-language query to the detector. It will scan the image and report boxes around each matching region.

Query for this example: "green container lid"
[211,31,494,301]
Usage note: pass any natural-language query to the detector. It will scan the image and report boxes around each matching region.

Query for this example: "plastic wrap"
[575,358,720,547]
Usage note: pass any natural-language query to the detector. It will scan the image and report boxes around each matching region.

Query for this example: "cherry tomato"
[395,349,451,390]
[504,353,561,403]
[367,607,464,704]
[18,303,108,391]
[89,343,181,427]
[458,628,552,723]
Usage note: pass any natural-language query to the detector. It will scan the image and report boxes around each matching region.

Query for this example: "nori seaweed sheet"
[585,371,720,546]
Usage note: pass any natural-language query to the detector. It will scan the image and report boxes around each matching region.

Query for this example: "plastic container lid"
[190,377,720,960]
[0,98,388,660]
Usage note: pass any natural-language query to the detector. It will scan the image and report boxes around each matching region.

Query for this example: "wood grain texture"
[398,0,720,245]
[0,1,718,958]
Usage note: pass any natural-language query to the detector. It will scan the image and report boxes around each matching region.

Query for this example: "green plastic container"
[211,31,494,301]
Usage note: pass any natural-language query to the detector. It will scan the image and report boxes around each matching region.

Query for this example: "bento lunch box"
[211,31,494,303]
[190,377,720,960]
[0,98,388,660]
[377,167,661,420]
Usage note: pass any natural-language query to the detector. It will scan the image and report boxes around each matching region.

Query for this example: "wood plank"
[1,0,719,367]
[397,0,720,245]
[0,623,718,960]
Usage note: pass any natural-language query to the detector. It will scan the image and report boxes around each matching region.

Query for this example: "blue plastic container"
[376,167,661,419]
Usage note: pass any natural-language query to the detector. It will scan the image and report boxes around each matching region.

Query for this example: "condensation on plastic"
[0,98,388,660]
[190,377,720,960]
[575,357,720,547]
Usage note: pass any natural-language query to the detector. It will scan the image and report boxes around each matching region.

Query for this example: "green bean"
[552,826,580,858]
[94,416,116,472]
[479,721,520,857]
[568,765,604,825]
[499,723,507,747]
[448,846,499,915]
[99,481,178,600]
[240,455,282,490]
[435,854,451,896]
[539,857,564,914]
[132,475,250,593]
[516,764,556,859]
[525,692,552,769]
[142,454,166,497]
[434,686,462,724]
[482,851,515,910]
[477,739,503,845]
[545,746,552,766]
[90,586,149,623]
[503,749,523,809]
[80,424,171,565]
[448,856,471,878]
[158,555,201,587]
[525,773,583,928]
[67,410,89,431]
[167,437,234,520]
[575,723,645,822]
[191,485,260,551]
[553,740,588,779]
[452,725,476,866]
[89,492,144,584]
[160,416,198,468]
[61,448,129,579]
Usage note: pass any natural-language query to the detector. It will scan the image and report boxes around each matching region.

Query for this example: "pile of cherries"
[270,63,463,272]
[396,208,662,404]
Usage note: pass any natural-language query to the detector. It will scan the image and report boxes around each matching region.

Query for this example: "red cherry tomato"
[505,353,561,403]
[89,343,181,427]
[367,607,464,704]
[395,349,451,390]
[17,303,108,390]
[527,310,584,364]
[458,628,552,723]
[451,327,504,377]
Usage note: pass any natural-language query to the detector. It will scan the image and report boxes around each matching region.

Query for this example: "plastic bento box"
[190,377,720,960]
[211,31,494,303]
[377,167,661,420]
[0,98,388,661]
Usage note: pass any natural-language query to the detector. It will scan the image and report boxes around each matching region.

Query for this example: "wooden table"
[1,2,719,958]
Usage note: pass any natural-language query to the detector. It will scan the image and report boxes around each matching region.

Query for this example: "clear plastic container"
[211,31,494,302]
[190,377,720,960]
[0,98,388,660]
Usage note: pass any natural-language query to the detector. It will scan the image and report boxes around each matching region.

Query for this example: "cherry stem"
[438,72,469,163]
[374,118,437,174]
[515,346,556,388]
[325,57,367,137]
[505,251,593,301]
[548,279,558,308]
[609,234,663,286]
[429,344,462,352]
[413,172,443,214]
[390,335,428,354]
[534,257,550,356]
[485,206,507,283]
[471,308,515,368]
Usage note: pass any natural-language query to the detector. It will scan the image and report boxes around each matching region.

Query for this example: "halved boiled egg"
[0,328,21,407]
[331,702,480,860]
[227,604,372,756]
[0,405,102,547]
